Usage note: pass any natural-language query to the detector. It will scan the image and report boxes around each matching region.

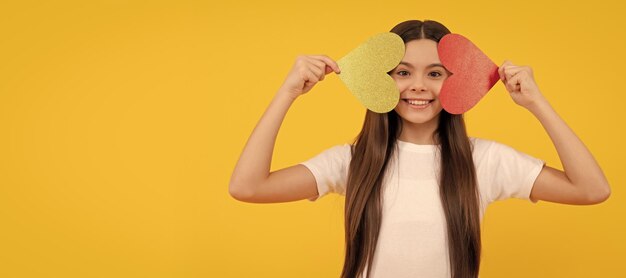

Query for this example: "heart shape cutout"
[337,32,405,113]
[437,33,500,114]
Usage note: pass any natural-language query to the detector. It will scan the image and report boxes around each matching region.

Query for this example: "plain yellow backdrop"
[1,0,624,277]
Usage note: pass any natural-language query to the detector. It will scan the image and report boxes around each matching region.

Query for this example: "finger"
[499,60,516,83]
[307,64,324,81]
[310,65,326,81]
[324,65,333,75]
[505,67,534,86]
[517,70,536,91]
[503,66,525,81]
[519,71,535,89]
[312,55,341,74]
[302,80,315,93]
[305,56,327,73]
[504,79,515,92]
[303,66,320,83]
[506,74,524,92]
[498,60,512,81]
[306,57,333,79]
[311,55,341,74]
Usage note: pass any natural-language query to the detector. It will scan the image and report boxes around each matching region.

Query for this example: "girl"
[228,20,611,278]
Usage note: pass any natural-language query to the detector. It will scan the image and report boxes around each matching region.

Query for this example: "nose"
[409,75,427,92]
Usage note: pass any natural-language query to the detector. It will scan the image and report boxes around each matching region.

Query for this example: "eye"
[396,70,410,76]
[429,71,443,77]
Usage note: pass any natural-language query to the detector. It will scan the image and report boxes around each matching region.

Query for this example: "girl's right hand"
[278,55,341,100]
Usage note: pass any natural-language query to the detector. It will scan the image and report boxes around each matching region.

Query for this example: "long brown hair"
[341,20,481,278]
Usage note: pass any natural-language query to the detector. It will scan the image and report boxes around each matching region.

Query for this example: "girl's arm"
[498,60,611,205]
[229,55,340,203]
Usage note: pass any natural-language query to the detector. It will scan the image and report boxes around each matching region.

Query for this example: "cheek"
[393,79,411,91]
[427,79,445,94]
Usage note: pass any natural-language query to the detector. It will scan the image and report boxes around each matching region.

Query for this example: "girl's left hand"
[498,60,546,109]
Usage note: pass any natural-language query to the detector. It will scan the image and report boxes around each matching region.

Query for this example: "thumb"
[325,65,334,75]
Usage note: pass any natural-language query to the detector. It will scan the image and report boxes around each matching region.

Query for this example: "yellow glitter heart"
[337,32,405,113]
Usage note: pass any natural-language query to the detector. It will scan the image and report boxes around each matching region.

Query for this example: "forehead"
[400,39,441,68]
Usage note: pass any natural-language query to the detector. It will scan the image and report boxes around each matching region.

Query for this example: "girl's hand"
[498,60,546,109]
[278,55,341,100]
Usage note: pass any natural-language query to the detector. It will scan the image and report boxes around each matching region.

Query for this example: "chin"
[393,109,442,126]
[401,117,438,125]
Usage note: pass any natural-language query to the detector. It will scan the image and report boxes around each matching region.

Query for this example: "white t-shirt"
[299,137,545,278]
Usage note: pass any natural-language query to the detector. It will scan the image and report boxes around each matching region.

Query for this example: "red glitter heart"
[437,34,500,114]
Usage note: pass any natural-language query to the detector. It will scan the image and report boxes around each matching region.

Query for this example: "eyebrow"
[398,61,445,69]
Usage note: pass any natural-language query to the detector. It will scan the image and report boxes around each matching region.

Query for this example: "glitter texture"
[437,33,499,114]
[337,32,405,113]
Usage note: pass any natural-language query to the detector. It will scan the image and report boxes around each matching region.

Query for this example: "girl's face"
[391,39,450,126]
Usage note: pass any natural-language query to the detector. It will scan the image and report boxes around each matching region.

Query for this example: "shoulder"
[469,136,517,155]
[469,136,537,170]
[303,143,353,164]
[335,143,353,152]
[468,136,545,181]
[468,136,498,157]
[326,143,353,158]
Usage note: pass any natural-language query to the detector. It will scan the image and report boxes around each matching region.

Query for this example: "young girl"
[228,20,611,278]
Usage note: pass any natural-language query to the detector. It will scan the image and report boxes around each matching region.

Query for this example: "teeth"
[407,99,430,105]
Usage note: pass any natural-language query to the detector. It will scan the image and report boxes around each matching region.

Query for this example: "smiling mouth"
[402,99,434,106]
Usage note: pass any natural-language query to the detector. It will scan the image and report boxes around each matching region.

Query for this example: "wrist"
[526,96,552,116]
[274,88,298,103]
[276,87,300,102]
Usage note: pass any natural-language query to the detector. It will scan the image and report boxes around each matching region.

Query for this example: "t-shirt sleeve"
[298,144,352,202]
[479,140,546,204]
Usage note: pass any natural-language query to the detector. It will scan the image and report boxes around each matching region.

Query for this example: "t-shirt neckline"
[396,139,439,152]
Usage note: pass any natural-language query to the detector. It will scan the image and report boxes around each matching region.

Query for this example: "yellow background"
[1,0,624,277]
